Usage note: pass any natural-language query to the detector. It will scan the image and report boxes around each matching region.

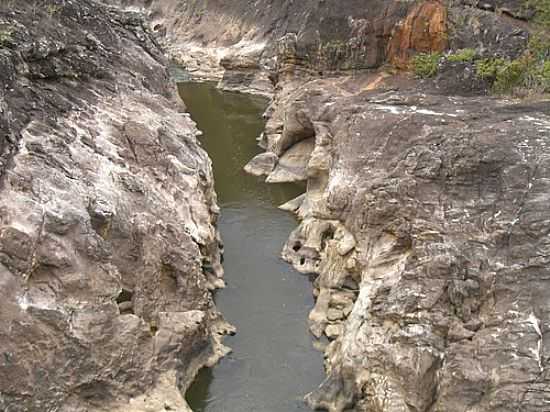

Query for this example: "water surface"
[177,82,324,412]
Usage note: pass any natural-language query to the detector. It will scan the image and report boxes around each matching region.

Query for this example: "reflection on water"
[178,81,304,205]
[185,368,213,410]
[178,82,323,412]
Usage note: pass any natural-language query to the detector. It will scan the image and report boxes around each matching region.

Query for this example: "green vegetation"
[411,52,442,78]
[405,1,550,93]
[46,4,62,17]
[528,32,550,60]
[492,59,529,92]
[528,0,550,27]
[525,0,550,92]
[439,31,550,94]
[474,40,549,94]
[409,37,549,94]
[0,28,13,47]
[475,58,506,79]
[522,58,550,91]
[448,48,477,63]
[411,49,477,78]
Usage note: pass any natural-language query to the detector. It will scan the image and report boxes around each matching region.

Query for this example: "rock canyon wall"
[122,0,550,410]
[1,0,549,411]
[0,1,230,411]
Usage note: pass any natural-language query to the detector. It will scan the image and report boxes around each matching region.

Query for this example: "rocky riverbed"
[1,0,549,411]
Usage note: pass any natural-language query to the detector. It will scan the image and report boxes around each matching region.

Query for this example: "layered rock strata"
[116,0,534,93]
[0,1,229,411]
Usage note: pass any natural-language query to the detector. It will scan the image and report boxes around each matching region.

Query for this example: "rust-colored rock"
[388,1,448,68]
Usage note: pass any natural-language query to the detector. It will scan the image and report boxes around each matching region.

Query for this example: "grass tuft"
[0,28,13,47]
[448,48,477,63]
[411,52,442,78]
[528,0,550,27]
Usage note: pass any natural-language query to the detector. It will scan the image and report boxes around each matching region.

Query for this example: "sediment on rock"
[0,1,231,411]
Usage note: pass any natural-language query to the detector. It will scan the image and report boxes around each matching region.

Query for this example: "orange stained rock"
[363,72,392,91]
[387,0,448,69]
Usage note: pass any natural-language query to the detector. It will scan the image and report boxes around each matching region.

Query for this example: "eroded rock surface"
[115,0,535,95]
[0,1,229,411]
[275,75,550,411]
[126,0,550,410]
[2,0,549,411]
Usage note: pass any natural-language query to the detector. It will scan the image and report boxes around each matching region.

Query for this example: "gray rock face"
[114,0,536,96]
[266,138,314,183]
[109,0,411,94]
[132,0,549,409]
[0,1,229,411]
[271,75,550,412]
[244,152,278,176]
[2,0,549,411]
[129,1,549,410]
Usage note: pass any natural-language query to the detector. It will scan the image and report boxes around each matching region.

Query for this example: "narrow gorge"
[177,81,324,411]
[1,1,549,412]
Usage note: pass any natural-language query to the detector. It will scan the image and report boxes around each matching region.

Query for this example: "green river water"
[177,81,324,412]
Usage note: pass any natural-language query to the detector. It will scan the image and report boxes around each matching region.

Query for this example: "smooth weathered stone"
[266,138,315,183]
[244,152,279,176]
[327,308,345,322]
[325,324,344,340]
[133,1,549,409]
[279,193,307,213]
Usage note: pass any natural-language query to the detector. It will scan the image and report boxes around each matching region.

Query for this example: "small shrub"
[542,61,550,90]
[528,0,550,27]
[528,32,550,60]
[475,58,506,79]
[405,5,550,95]
[519,30,550,93]
[523,59,550,92]
[46,4,62,17]
[448,48,477,63]
[0,28,13,47]
[543,60,550,79]
[411,52,442,78]
[475,54,549,94]
[493,59,529,93]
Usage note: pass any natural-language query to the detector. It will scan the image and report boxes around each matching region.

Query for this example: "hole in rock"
[116,288,134,314]
[293,241,302,252]
[116,288,133,304]
[321,226,335,251]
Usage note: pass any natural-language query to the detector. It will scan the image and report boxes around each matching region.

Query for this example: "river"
[177,81,324,412]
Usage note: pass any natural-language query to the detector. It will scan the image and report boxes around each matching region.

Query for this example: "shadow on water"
[185,367,214,410]
[177,81,324,412]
